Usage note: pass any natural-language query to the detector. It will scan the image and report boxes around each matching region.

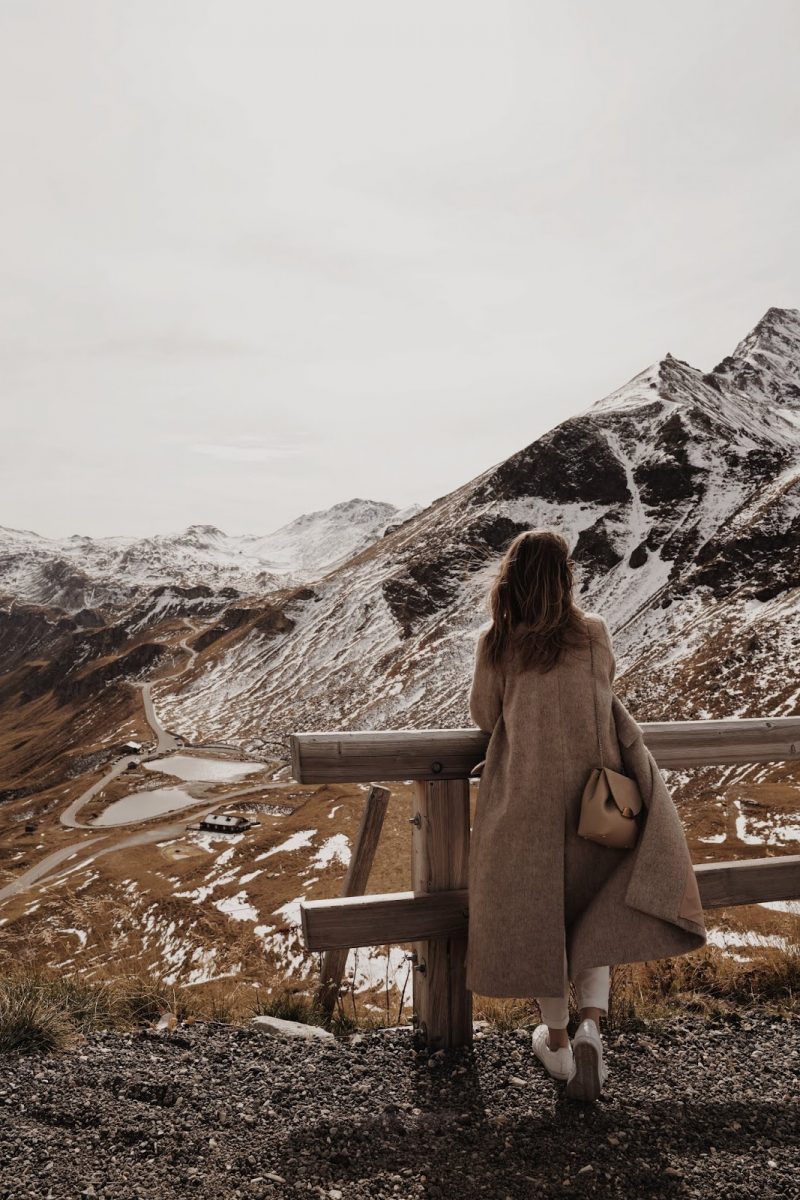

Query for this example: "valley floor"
[1,1015,797,1200]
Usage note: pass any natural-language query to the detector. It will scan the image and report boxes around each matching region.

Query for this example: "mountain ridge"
[0,497,418,612]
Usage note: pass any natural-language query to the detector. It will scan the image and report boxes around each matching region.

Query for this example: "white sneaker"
[531,1023,574,1081]
[566,1018,608,1102]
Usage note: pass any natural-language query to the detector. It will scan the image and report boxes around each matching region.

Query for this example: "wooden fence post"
[410,777,472,1050]
[315,784,391,1020]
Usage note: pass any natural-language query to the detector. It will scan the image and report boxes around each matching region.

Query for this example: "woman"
[466,529,706,1102]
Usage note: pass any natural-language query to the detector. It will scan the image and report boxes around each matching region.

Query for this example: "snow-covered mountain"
[151,307,800,751]
[240,499,422,576]
[0,498,416,612]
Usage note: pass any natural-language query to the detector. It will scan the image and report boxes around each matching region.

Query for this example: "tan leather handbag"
[577,631,643,849]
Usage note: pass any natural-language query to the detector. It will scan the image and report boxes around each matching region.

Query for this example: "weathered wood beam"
[290,717,800,783]
[694,854,800,909]
[300,888,470,951]
[300,855,800,951]
[291,729,488,784]
[644,717,800,768]
[316,784,391,1020]
[410,778,472,1050]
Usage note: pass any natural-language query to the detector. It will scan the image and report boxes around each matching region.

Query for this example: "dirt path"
[0,838,105,903]
[0,812,220,907]
[140,681,179,755]
[60,757,134,829]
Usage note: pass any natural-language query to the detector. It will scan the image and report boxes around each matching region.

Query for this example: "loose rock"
[0,1014,796,1199]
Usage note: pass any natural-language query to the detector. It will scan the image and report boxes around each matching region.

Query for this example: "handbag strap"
[588,622,604,770]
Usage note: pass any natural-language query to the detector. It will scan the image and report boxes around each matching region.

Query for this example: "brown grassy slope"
[0,780,418,994]
[0,612,200,797]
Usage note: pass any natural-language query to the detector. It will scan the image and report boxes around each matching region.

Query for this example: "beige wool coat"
[465,611,707,998]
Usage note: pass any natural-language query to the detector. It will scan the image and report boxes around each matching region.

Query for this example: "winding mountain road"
[0,839,105,903]
[61,626,201,830]
[0,626,235,906]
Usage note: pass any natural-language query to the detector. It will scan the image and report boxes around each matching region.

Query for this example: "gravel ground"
[0,1015,797,1200]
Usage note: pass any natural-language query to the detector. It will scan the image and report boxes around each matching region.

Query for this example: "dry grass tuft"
[0,975,78,1054]
[251,984,326,1025]
[473,942,800,1032]
[0,968,260,1053]
[474,996,538,1031]
[608,942,799,1025]
[2,940,796,1055]
[0,961,400,1055]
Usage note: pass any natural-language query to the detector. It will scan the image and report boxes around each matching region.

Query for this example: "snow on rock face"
[154,308,800,747]
[242,498,407,576]
[0,498,408,612]
[715,307,800,411]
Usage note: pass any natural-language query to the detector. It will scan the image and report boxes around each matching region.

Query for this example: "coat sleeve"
[469,629,504,733]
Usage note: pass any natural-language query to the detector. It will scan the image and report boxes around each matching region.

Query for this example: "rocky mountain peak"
[182,524,226,539]
[733,306,800,361]
[330,498,396,516]
[711,307,800,412]
[0,500,409,612]
[141,305,800,742]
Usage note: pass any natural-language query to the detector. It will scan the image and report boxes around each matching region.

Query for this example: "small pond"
[91,786,206,827]
[143,754,264,783]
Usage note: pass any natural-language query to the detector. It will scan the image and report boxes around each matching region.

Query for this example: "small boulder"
[251,1015,334,1042]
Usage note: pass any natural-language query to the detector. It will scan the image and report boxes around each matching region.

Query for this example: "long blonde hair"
[485,529,588,671]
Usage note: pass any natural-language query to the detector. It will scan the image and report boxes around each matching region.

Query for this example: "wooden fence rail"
[290,716,800,1051]
[291,716,800,782]
[300,856,800,952]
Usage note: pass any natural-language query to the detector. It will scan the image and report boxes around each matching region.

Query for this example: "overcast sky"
[1,1,798,538]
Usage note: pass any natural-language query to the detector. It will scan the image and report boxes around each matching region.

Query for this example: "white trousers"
[535,948,609,1029]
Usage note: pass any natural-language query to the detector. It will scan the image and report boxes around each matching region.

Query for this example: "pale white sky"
[1,0,798,537]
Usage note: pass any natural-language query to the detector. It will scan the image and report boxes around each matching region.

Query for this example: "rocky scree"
[0,1015,797,1200]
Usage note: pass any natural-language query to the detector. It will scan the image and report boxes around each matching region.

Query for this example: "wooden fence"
[291,717,800,1050]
